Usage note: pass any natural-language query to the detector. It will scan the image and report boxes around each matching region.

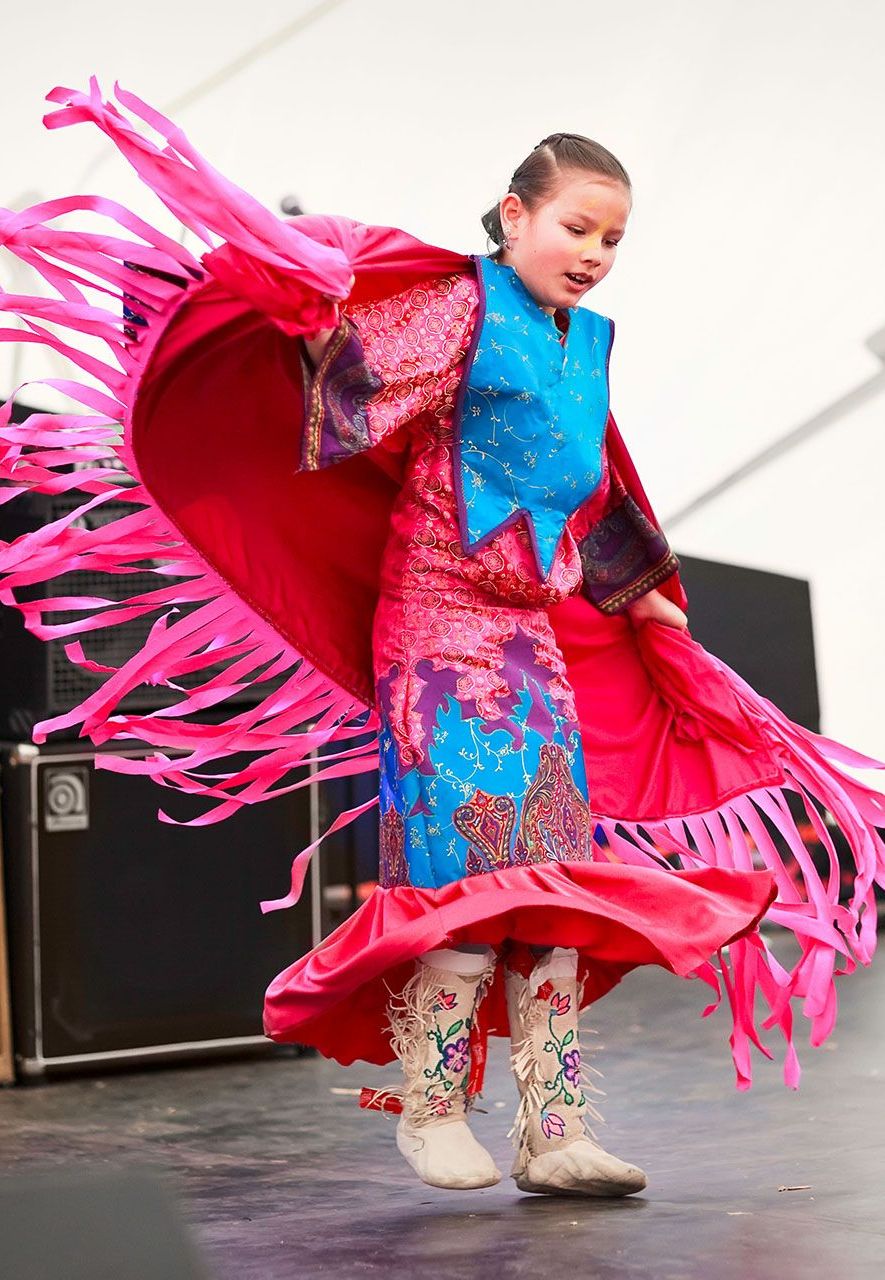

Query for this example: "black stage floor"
[2,933,883,1279]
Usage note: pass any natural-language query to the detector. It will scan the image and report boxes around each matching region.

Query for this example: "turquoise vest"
[453,254,613,580]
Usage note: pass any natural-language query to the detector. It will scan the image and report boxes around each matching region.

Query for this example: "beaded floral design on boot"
[505,946,647,1197]
[388,946,501,1190]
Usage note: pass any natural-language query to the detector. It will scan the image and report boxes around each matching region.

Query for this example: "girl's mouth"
[564,272,592,291]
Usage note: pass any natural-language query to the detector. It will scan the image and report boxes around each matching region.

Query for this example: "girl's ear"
[499,191,524,232]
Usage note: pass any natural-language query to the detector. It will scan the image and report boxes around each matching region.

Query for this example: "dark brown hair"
[481,132,631,249]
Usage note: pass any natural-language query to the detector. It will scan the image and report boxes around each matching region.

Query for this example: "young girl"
[273,137,772,1196]
[1,88,882,1202]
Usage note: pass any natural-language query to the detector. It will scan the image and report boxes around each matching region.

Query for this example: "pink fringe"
[1,79,882,1090]
[0,80,377,848]
[596,662,885,1088]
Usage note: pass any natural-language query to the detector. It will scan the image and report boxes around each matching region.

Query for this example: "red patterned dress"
[261,263,777,1067]
[296,268,674,893]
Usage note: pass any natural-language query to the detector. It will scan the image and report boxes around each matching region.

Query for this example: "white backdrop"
[2,0,883,756]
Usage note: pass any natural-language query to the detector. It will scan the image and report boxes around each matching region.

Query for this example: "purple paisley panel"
[577,494,679,614]
[299,318,384,470]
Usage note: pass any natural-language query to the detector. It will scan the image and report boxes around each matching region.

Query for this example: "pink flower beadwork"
[550,992,571,1017]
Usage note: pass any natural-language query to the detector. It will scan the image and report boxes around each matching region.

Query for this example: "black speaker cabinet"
[0,485,294,741]
[0,739,325,1079]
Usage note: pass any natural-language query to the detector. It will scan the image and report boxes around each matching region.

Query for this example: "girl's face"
[497,171,631,314]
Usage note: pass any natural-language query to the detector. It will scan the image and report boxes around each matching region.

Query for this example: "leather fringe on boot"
[386,946,501,1190]
[505,946,647,1197]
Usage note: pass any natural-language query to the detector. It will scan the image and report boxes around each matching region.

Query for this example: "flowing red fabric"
[263,861,776,1066]
[135,218,772,823]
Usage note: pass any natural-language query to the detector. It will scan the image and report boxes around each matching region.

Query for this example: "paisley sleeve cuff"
[577,494,680,615]
[299,315,385,471]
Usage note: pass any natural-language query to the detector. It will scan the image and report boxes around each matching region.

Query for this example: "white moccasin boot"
[504,946,647,1197]
[388,945,501,1190]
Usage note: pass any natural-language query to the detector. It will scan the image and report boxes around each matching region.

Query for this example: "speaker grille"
[15,486,286,719]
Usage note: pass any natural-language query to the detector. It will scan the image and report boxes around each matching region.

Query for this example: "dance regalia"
[1,83,883,1094]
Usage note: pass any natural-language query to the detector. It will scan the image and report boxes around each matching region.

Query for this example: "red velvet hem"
[262,859,776,1067]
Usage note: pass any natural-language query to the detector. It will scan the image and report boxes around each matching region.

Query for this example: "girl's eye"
[567,226,620,248]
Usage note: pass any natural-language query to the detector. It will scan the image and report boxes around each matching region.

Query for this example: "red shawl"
[132,212,781,823]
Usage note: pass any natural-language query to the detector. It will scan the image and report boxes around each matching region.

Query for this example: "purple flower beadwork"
[442,1036,469,1075]
[562,1048,581,1085]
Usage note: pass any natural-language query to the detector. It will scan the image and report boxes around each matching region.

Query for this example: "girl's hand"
[302,272,355,366]
[303,309,340,367]
[626,587,688,630]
